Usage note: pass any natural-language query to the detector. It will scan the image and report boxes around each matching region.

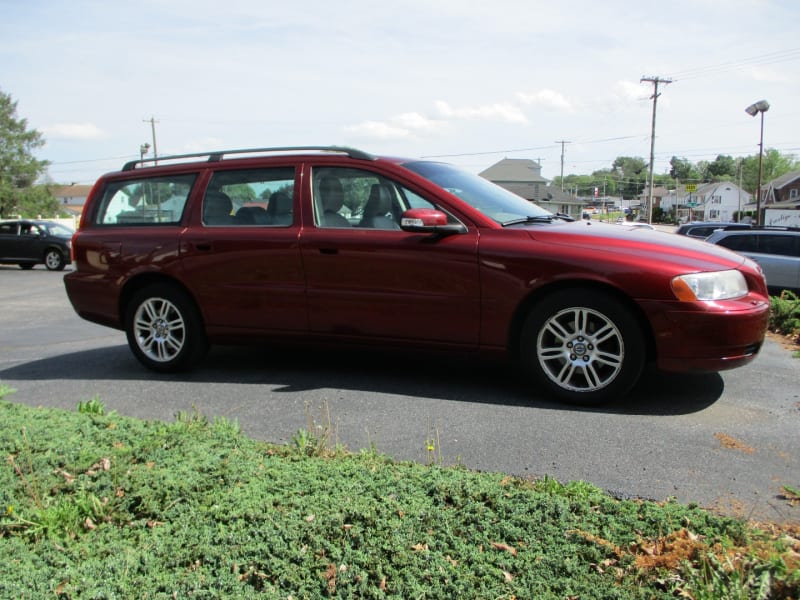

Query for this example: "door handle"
[319,247,338,255]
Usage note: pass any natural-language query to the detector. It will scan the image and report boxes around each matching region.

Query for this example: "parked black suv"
[0,219,73,271]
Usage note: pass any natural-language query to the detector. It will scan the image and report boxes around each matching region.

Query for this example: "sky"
[1,0,798,186]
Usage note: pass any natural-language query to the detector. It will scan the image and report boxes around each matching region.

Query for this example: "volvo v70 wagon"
[64,146,770,404]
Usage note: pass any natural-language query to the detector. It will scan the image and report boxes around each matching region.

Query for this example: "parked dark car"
[0,219,73,270]
[705,227,800,293]
[64,146,770,404]
[675,221,751,239]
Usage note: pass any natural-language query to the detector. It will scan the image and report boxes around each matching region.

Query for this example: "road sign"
[685,184,697,192]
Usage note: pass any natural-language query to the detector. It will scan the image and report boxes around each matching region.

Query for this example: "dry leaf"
[411,543,429,552]
[491,541,517,556]
[55,468,75,483]
[503,570,514,582]
[305,514,315,522]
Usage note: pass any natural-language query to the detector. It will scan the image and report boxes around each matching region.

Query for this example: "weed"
[0,382,14,401]
[424,416,442,465]
[77,395,106,415]
[291,399,341,457]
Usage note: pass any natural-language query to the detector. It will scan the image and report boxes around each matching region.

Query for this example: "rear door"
[755,234,800,290]
[179,165,308,333]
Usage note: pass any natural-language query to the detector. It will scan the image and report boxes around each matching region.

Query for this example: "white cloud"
[435,100,528,124]
[344,112,446,140]
[517,89,575,112]
[589,81,653,113]
[43,123,106,140]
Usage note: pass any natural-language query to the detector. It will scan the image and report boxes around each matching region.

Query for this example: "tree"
[669,156,700,182]
[0,89,54,217]
[740,149,799,194]
[705,155,737,180]
[611,156,647,199]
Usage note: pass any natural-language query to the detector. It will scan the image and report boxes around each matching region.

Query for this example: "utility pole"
[640,76,671,223]
[143,116,160,165]
[554,140,571,191]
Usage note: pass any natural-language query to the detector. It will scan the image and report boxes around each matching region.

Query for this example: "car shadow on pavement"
[0,343,723,416]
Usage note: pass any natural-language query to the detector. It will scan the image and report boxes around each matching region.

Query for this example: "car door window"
[717,234,757,252]
[312,167,457,229]
[204,167,295,227]
[758,235,795,257]
[0,223,18,236]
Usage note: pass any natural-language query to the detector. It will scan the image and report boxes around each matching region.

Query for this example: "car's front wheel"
[520,289,645,405]
[125,284,208,372]
[44,248,65,271]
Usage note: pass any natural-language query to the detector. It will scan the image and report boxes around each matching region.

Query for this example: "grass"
[0,385,797,599]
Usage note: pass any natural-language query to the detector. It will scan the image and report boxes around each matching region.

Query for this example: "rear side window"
[94,174,197,225]
[758,235,799,257]
[204,167,295,227]
[717,234,757,253]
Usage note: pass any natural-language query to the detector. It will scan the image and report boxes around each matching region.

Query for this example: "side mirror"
[399,208,466,236]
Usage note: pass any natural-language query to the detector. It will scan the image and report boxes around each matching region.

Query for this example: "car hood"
[527,220,751,272]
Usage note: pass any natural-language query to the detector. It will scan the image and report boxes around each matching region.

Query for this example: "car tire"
[125,284,208,373]
[44,248,66,271]
[520,289,645,405]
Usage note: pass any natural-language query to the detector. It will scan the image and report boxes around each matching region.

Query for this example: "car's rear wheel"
[44,248,65,271]
[520,289,645,405]
[125,284,208,372]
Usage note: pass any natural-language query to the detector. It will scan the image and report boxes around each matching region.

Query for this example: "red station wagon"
[64,146,770,404]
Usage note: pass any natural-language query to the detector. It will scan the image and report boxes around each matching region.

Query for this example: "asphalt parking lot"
[1,265,798,525]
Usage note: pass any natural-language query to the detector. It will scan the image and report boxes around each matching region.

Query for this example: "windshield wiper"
[501,215,554,226]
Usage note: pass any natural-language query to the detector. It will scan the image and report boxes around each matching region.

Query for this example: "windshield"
[402,160,553,225]
[46,223,75,237]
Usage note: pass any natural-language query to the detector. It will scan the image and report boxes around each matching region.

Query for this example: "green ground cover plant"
[1,385,797,599]
[770,290,800,357]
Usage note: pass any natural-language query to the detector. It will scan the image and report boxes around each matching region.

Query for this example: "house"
[761,170,800,226]
[763,170,800,207]
[52,184,93,217]
[662,182,751,223]
[479,158,583,217]
[636,186,670,219]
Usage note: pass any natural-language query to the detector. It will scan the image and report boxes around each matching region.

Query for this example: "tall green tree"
[611,156,647,199]
[0,89,54,217]
[740,148,799,194]
[669,156,701,182]
[704,154,737,180]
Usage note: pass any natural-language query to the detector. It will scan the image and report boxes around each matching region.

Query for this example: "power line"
[671,48,800,81]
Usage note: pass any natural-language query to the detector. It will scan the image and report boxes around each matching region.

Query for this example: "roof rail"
[121,145,376,171]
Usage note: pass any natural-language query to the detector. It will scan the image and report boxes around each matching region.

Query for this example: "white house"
[662,182,751,223]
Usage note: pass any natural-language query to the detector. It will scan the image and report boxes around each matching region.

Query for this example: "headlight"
[671,270,748,301]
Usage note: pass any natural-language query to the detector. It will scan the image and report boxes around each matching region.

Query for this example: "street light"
[139,142,151,163]
[745,99,769,225]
